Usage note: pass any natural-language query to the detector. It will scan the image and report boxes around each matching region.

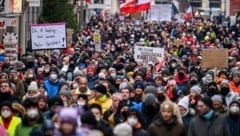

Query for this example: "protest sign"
[134,46,164,66]
[93,32,101,52]
[201,49,228,68]
[148,4,172,22]
[31,23,66,50]
[93,32,101,44]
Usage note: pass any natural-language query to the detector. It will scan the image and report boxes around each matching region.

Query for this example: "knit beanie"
[220,79,229,86]
[49,67,59,74]
[58,89,71,99]
[211,95,223,103]
[189,72,199,80]
[134,81,144,90]
[93,84,107,95]
[28,82,39,93]
[144,85,157,94]
[59,108,78,125]
[143,93,157,105]
[178,97,189,110]
[190,85,201,94]
[0,101,12,111]
[113,123,132,136]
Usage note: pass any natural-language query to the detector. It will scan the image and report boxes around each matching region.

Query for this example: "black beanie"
[200,96,213,109]
[0,101,12,111]
[93,84,107,95]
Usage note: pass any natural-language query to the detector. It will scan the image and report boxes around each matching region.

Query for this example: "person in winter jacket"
[219,80,238,107]
[0,101,21,136]
[126,109,147,136]
[211,95,227,114]
[89,84,112,113]
[0,124,7,136]
[187,97,231,136]
[147,101,186,136]
[15,98,44,136]
[44,68,62,98]
[54,108,83,136]
[89,103,113,136]
[225,99,240,136]
[177,97,196,130]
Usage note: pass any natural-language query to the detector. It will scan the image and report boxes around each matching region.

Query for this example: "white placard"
[148,4,172,22]
[134,46,164,66]
[31,23,67,50]
[27,0,40,7]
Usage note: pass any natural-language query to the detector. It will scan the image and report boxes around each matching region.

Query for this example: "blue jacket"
[44,79,61,98]
[225,115,240,136]
[87,75,98,90]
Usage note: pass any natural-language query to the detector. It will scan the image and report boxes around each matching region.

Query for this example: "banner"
[31,23,67,50]
[3,32,18,61]
[1,17,19,62]
[134,46,164,66]
[11,0,22,13]
[148,4,172,22]
[201,49,228,68]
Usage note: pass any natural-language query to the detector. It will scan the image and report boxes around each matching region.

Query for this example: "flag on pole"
[184,6,193,21]
[120,0,151,14]
[171,2,179,17]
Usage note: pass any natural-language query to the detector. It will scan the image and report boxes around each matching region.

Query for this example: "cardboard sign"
[31,23,66,50]
[201,49,228,68]
[134,46,164,66]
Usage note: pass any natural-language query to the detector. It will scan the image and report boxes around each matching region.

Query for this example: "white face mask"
[95,116,101,121]
[28,74,34,78]
[229,106,240,114]
[54,123,60,129]
[127,117,138,126]
[77,101,86,106]
[50,74,58,81]
[1,110,11,118]
[110,73,116,78]
[27,109,39,118]
[44,69,50,73]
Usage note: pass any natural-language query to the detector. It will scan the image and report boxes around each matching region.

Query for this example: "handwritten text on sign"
[31,23,66,50]
[134,46,164,66]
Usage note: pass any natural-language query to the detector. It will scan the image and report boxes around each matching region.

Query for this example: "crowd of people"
[0,12,240,136]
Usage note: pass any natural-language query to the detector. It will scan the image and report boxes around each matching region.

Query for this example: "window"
[190,0,202,8]
[209,0,221,8]
[93,0,104,4]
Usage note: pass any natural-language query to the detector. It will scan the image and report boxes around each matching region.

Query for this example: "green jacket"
[15,123,42,136]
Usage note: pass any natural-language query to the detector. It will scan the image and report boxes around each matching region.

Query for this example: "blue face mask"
[203,110,213,120]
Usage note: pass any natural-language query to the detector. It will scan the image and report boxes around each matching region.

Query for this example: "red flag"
[120,0,151,14]
[184,6,193,21]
